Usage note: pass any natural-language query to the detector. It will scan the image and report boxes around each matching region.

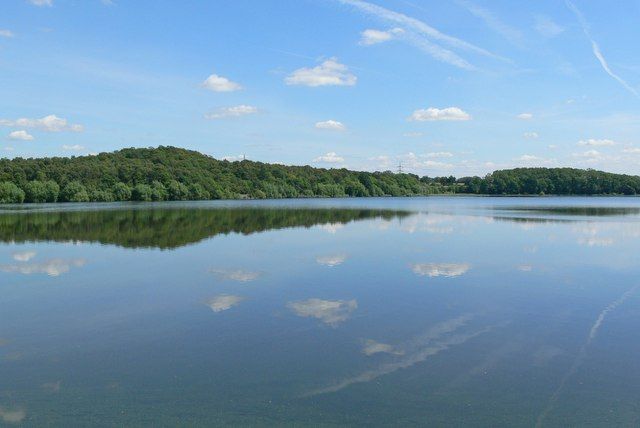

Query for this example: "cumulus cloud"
[313,152,344,163]
[0,30,15,38]
[202,73,242,92]
[573,150,602,158]
[285,58,356,87]
[409,107,470,122]
[0,259,86,276]
[204,105,258,119]
[517,113,533,120]
[316,254,347,267]
[288,298,357,326]
[12,251,36,262]
[577,138,615,147]
[0,115,83,132]
[315,120,346,131]
[622,147,640,154]
[534,15,564,38]
[411,263,470,278]
[359,28,404,45]
[209,268,261,282]
[7,130,33,141]
[0,407,26,424]
[206,295,244,312]
[523,132,539,139]
[361,339,404,356]
[62,144,85,151]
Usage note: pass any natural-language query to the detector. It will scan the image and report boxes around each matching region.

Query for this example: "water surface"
[1,197,640,426]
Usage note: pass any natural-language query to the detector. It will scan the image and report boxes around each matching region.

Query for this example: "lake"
[1,197,640,426]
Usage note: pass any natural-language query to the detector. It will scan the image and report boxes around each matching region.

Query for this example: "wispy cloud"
[566,1,638,98]
[337,0,508,69]
[534,15,564,38]
[0,30,15,38]
[411,263,470,278]
[457,0,522,45]
[209,268,261,282]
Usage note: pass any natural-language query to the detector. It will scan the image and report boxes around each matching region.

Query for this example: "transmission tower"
[397,161,403,174]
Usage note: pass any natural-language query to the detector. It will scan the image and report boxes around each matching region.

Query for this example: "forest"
[1,146,639,203]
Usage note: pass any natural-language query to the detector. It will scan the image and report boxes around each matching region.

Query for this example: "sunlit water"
[1,197,640,426]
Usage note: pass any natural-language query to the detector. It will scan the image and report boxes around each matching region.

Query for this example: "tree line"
[0,146,639,203]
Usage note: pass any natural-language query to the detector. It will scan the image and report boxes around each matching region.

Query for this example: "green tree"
[60,181,90,202]
[0,182,25,203]
[112,182,132,201]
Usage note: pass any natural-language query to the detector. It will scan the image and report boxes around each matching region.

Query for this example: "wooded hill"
[0,146,639,203]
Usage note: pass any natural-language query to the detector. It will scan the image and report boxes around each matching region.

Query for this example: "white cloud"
[424,151,453,158]
[622,147,640,154]
[0,114,84,132]
[534,15,564,38]
[0,115,83,132]
[573,150,602,158]
[337,0,504,69]
[403,132,423,138]
[315,120,346,131]
[523,132,539,139]
[313,152,344,163]
[62,144,85,151]
[209,268,260,282]
[517,113,533,120]
[202,73,242,92]
[285,58,357,87]
[28,0,52,6]
[567,1,639,98]
[0,30,15,38]
[8,130,34,141]
[319,223,344,234]
[411,263,470,278]
[0,259,86,276]
[517,155,539,161]
[316,254,347,267]
[359,28,403,45]
[457,0,522,45]
[409,107,471,122]
[577,138,615,147]
[362,339,404,356]
[12,251,36,262]
[0,407,26,424]
[287,298,357,326]
[204,105,258,119]
[206,295,244,312]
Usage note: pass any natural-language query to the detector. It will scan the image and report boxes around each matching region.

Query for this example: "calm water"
[1,197,640,427]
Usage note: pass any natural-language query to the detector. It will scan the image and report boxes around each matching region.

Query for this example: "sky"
[1,0,640,177]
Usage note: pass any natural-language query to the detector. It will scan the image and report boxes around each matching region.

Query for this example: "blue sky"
[1,0,639,176]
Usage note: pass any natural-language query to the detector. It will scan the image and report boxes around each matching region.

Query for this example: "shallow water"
[1,197,640,426]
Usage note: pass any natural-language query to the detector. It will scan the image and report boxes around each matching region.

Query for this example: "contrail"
[304,315,486,396]
[536,285,638,427]
[566,1,639,98]
[335,0,510,68]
